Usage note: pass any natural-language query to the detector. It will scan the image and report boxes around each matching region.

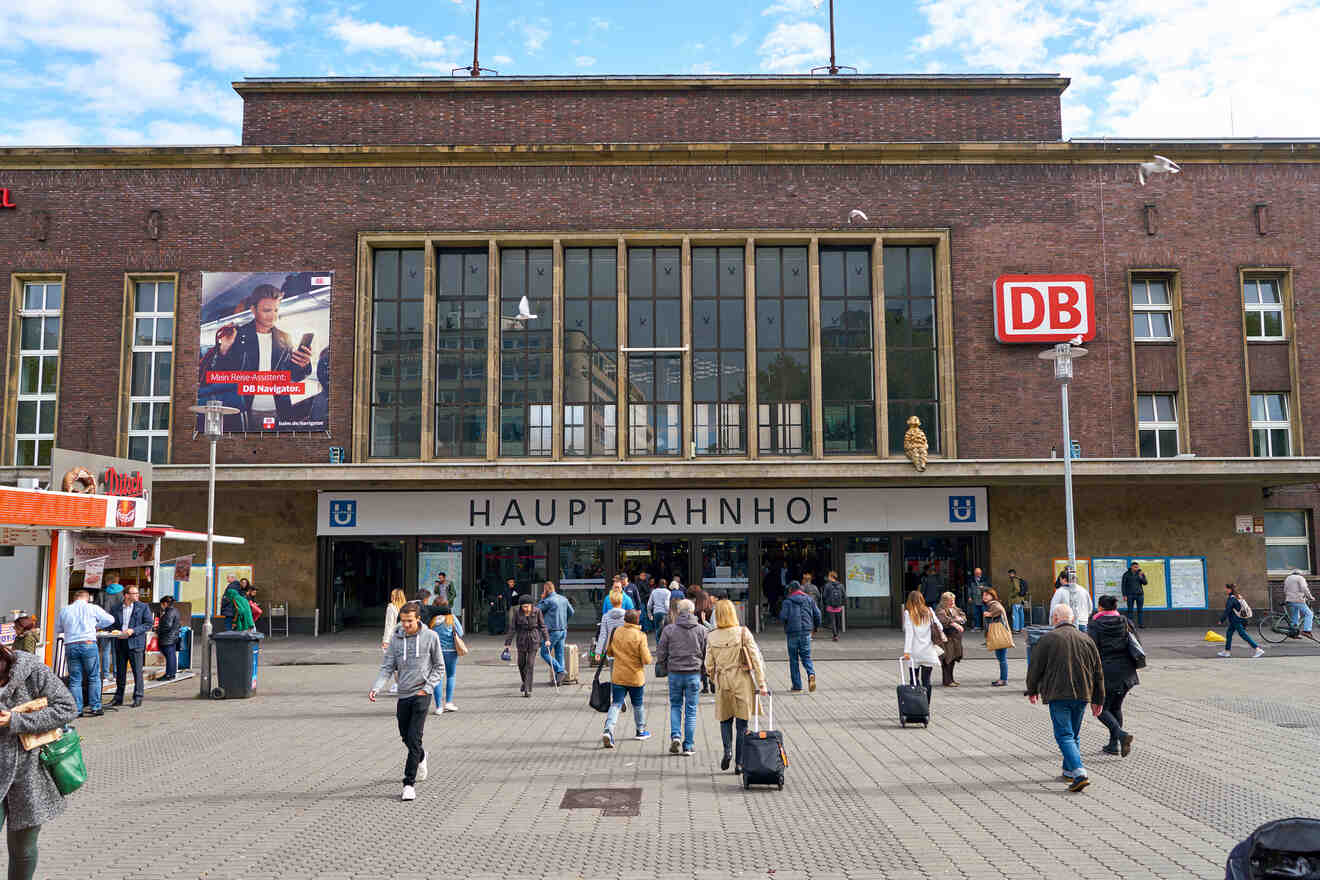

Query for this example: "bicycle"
[1257,601,1318,644]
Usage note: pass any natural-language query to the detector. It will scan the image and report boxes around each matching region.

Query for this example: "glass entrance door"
[560,538,607,626]
[901,535,976,613]
[616,539,690,590]
[700,537,750,625]
[330,539,405,631]
[477,539,549,633]
[759,535,833,627]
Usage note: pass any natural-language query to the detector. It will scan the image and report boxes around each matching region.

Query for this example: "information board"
[1052,558,1092,592]
[1168,557,1209,609]
[845,553,890,598]
[1091,558,1127,602]
[1131,558,1169,609]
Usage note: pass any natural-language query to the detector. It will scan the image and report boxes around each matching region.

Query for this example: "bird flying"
[848,209,869,224]
[1138,155,1181,186]
[515,295,537,321]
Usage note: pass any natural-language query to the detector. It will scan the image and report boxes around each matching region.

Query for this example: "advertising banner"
[197,272,332,433]
[419,550,463,618]
[83,557,106,591]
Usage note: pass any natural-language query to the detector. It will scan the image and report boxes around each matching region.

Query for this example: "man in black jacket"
[155,596,182,681]
[1120,562,1147,628]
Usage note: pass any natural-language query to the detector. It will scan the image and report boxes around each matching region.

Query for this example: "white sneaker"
[416,751,428,782]
[443,702,457,712]
[388,683,398,694]
[401,785,416,801]
[1217,650,1232,657]
[1252,647,1266,658]
[435,705,445,715]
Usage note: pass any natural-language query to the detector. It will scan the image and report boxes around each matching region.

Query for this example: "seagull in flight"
[1138,155,1181,186]
[514,295,537,321]
[848,209,869,224]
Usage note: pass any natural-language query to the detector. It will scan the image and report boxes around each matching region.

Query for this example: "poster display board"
[1167,557,1209,609]
[1130,558,1169,609]
[419,551,463,617]
[216,565,255,609]
[1091,558,1127,602]
[844,553,890,598]
[197,272,332,433]
[1052,558,1092,592]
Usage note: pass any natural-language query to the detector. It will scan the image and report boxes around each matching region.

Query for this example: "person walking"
[430,602,463,713]
[656,598,707,756]
[1120,562,1147,628]
[620,574,642,613]
[1217,583,1265,658]
[1282,569,1316,638]
[919,565,945,610]
[705,599,768,774]
[223,583,256,633]
[155,596,181,681]
[1087,594,1138,757]
[505,596,551,696]
[800,572,822,608]
[982,587,1012,687]
[823,571,845,641]
[686,585,716,692]
[966,567,990,630]
[602,582,635,613]
[1049,570,1093,633]
[0,641,79,878]
[382,588,406,694]
[54,589,113,717]
[601,611,652,748]
[537,581,573,685]
[934,592,966,687]
[595,604,627,663]
[779,581,821,693]
[647,578,672,640]
[1024,604,1105,793]
[369,602,445,801]
[901,591,945,704]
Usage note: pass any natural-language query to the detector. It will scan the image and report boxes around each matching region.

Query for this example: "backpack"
[823,583,844,607]
[1235,596,1252,619]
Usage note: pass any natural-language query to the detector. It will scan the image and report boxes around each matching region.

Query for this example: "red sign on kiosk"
[993,274,1096,343]
[0,189,14,209]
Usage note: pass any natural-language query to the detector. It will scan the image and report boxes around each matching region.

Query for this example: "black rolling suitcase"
[897,657,930,728]
[742,693,787,790]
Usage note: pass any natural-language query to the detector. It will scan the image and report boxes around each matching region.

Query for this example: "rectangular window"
[821,246,875,454]
[627,247,681,456]
[434,249,488,457]
[1132,278,1173,341]
[127,279,175,464]
[1265,510,1312,574]
[885,246,939,455]
[692,246,746,455]
[14,281,61,466]
[564,247,617,456]
[499,248,552,457]
[1250,392,1291,457]
[371,249,424,458]
[1136,392,1178,458]
[755,246,810,455]
[1244,278,1285,341]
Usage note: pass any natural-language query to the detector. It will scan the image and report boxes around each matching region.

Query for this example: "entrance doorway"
[901,535,978,609]
[616,538,690,587]
[760,536,833,622]
[329,539,404,630]
[477,539,549,634]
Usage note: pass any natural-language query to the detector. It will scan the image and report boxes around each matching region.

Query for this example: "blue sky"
[1,0,1316,145]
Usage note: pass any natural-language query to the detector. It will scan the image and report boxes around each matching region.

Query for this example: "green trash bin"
[212,630,265,699]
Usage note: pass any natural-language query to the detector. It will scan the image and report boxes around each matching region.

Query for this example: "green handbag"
[38,728,86,796]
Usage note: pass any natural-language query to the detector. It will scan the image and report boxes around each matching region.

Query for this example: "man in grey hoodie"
[369,602,446,801]
[655,598,707,755]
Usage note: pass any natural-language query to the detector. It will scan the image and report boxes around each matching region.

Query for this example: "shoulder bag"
[1125,620,1147,669]
[985,607,1015,651]
[39,727,86,796]
[589,631,616,713]
[453,627,469,657]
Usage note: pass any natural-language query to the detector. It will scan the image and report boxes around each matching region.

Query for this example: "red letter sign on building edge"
[993,274,1096,343]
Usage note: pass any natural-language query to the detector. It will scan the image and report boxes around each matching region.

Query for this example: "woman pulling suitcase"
[704,599,768,775]
[901,591,945,706]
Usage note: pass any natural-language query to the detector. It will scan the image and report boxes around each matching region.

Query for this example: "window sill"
[1133,338,1176,344]
[1245,338,1289,344]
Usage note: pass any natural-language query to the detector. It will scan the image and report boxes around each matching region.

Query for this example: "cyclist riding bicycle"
[1282,569,1316,639]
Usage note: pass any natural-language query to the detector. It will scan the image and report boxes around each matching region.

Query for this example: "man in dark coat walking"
[1120,562,1147,628]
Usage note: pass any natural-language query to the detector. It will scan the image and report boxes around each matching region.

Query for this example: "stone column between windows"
[1171,273,1191,453]
[551,240,565,460]
[935,234,957,458]
[808,237,824,458]
[681,238,694,460]
[743,237,758,459]
[486,239,500,460]
[615,237,628,462]
[352,238,372,462]
[871,236,888,459]
[420,241,438,460]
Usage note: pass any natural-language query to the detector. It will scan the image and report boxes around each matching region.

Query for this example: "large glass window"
[499,248,553,456]
[1265,511,1311,574]
[1250,392,1291,457]
[559,538,608,623]
[15,281,61,467]
[627,247,681,456]
[1243,278,1284,341]
[821,246,875,453]
[1137,393,1179,458]
[564,247,618,456]
[434,249,488,457]
[755,246,810,455]
[371,249,424,458]
[128,280,175,464]
[692,247,746,455]
[701,537,750,622]
[1132,278,1173,341]
[885,246,939,455]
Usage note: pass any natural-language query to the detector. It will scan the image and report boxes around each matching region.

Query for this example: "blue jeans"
[1225,617,1258,650]
[786,632,815,690]
[1125,596,1144,626]
[605,684,646,736]
[66,642,101,713]
[1286,602,1315,633]
[540,630,566,674]
[994,647,1008,682]
[1011,603,1025,632]
[667,673,700,750]
[160,642,178,678]
[651,612,667,636]
[1048,699,1087,777]
[434,651,458,706]
[973,604,985,629]
[100,638,114,681]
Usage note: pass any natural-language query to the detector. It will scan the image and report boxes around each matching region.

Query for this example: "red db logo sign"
[993,274,1096,343]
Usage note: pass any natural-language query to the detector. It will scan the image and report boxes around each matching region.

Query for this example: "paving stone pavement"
[14,636,1320,880]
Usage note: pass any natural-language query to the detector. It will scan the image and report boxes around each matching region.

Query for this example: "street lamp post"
[187,400,238,699]
[1039,341,1088,589]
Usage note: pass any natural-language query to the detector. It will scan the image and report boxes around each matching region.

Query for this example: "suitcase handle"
[897,656,919,687]
[752,690,773,733]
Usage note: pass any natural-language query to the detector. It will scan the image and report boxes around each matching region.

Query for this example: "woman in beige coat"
[704,599,768,774]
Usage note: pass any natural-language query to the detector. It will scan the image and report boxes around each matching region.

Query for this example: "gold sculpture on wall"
[903,416,929,472]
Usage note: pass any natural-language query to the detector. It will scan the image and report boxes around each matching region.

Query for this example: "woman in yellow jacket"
[602,610,652,748]
[704,599,769,774]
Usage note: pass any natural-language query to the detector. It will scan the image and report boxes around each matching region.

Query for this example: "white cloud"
[492,54,513,66]
[0,117,85,146]
[758,21,829,73]
[509,17,550,54]
[732,32,749,48]
[590,17,610,30]
[761,0,824,16]
[330,17,463,61]
[575,55,596,68]
[168,0,299,72]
